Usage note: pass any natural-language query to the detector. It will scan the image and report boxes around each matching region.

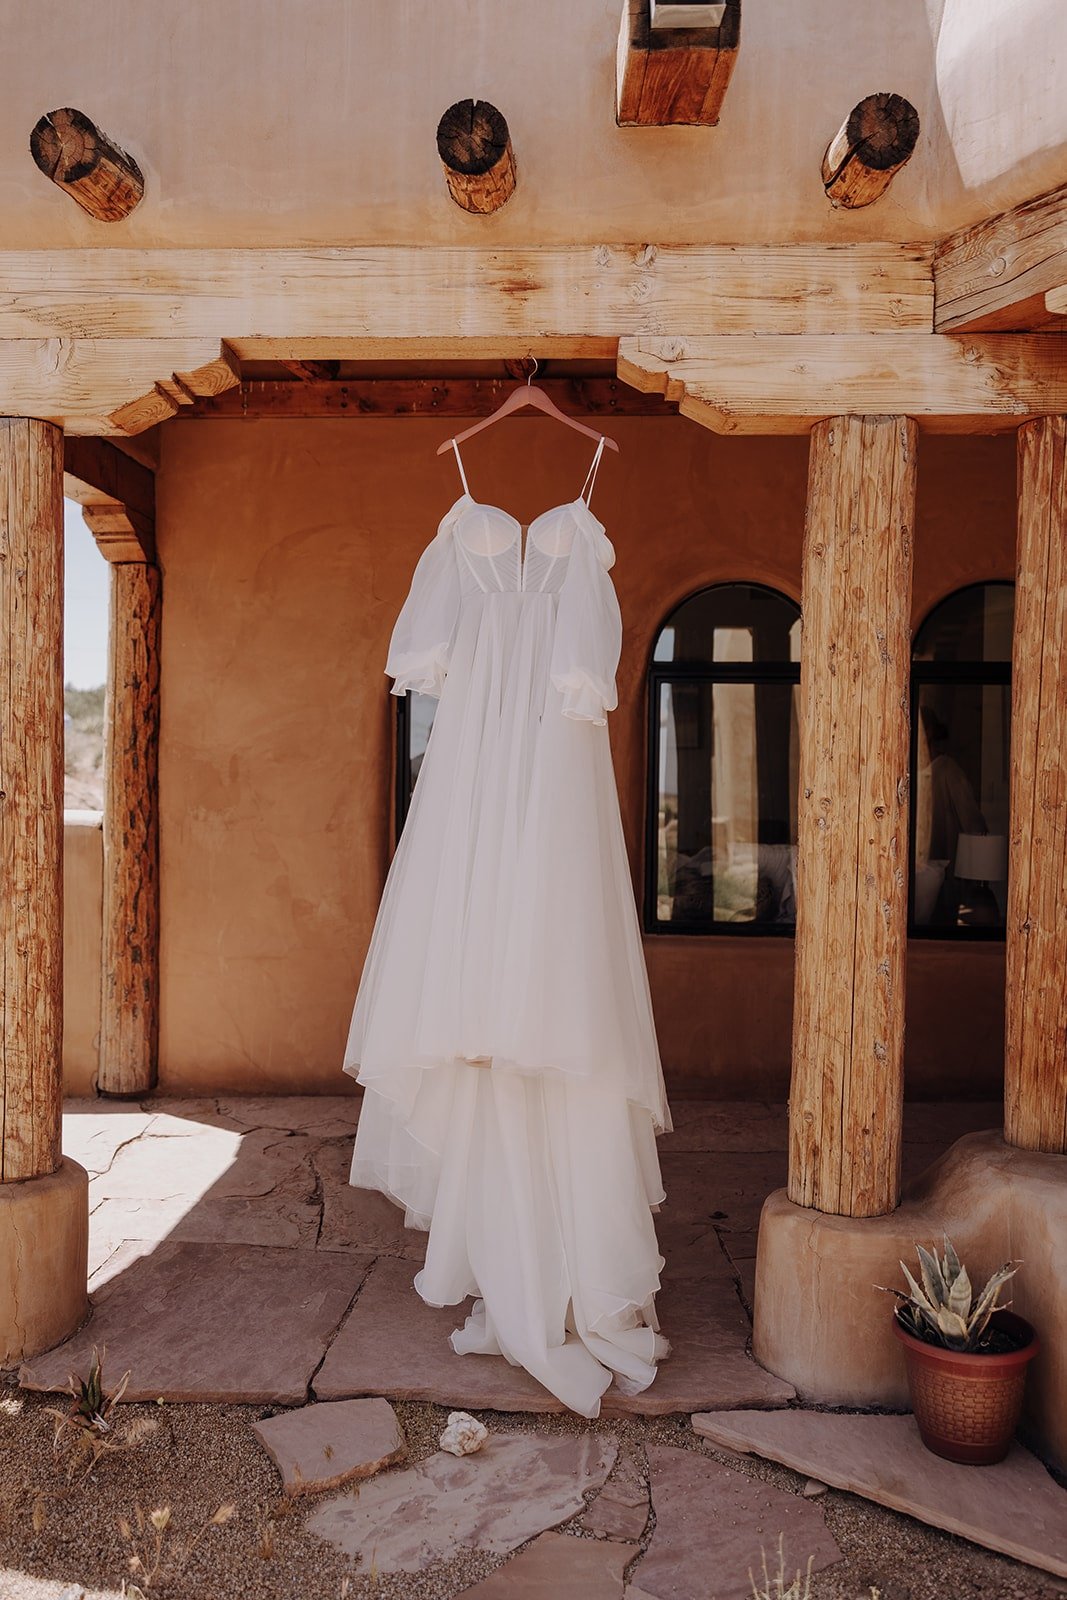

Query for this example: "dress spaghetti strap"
[450,438,471,497]
[580,436,607,507]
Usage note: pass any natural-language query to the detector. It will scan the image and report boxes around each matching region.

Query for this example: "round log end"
[30,107,144,221]
[437,99,516,214]
[436,99,510,174]
[845,93,920,172]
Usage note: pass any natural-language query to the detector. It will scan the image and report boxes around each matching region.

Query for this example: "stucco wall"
[155,415,1015,1099]
[62,812,102,1096]
[2,1,1065,250]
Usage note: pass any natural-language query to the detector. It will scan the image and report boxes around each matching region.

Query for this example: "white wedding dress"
[342,436,671,1417]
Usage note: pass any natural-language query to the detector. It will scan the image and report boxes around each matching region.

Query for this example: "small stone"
[308,1431,617,1572]
[456,1530,629,1597]
[802,1477,829,1497]
[440,1410,490,1456]
[252,1397,405,1496]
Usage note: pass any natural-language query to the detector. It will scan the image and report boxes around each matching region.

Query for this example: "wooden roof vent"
[30,108,144,221]
[616,0,740,127]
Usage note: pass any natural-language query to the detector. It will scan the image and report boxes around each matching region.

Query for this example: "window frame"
[644,582,801,939]
[908,580,1014,943]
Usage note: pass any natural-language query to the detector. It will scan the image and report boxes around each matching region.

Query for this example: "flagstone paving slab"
[580,1457,650,1541]
[690,1409,1067,1579]
[312,1137,427,1258]
[19,1241,371,1404]
[252,1397,405,1495]
[313,1256,795,1415]
[457,1531,631,1597]
[626,1444,841,1600]
[307,1432,617,1572]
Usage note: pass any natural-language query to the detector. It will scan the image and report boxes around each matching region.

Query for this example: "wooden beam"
[29,108,144,223]
[436,101,516,214]
[821,94,920,211]
[616,0,740,126]
[0,418,64,1183]
[0,245,934,340]
[99,562,161,1098]
[618,333,1067,433]
[63,435,154,520]
[80,503,155,565]
[1044,286,1067,318]
[934,182,1067,333]
[173,377,671,421]
[789,415,915,1218]
[1005,415,1067,1155]
[0,338,240,435]
[279,360,338,383]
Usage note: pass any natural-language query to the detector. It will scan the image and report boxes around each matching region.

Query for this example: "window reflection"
[649,585,801,934]
[911,584,1013,934]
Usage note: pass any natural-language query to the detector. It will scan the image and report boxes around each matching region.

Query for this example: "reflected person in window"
[919,706,987,926]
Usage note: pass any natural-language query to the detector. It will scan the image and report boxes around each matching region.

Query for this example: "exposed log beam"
[173,377,671,421]
[616,0,740,126]
[436,101,516,214]
[279,360,339,383]
[821,94,920,211]
[29,108,144,223]
[934,181,1067,333]
[0,245,934,340]
[618,333,1067,433]
[1044,285,1067,318]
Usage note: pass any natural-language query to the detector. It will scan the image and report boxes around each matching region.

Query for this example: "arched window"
[911,582,1014,936]
[647,584,801,934]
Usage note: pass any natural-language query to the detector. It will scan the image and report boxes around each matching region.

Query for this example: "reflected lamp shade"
[955,832,1008,882]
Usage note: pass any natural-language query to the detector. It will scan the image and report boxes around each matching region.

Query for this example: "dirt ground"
[2,1374,1065,1600]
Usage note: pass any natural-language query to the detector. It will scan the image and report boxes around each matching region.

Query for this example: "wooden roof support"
[0,419,64,1183]
[64,436,156,563]
[789,415,915,1217]
[29,108,144,222]
[99,559,161,1098]
[436,101,516,214]
[1005,416,1067,1155]
[617,333,1067,433]
[934,181,1067,333]
[174,376,671,421]
[821,94,920,211]
[616,0,740,126]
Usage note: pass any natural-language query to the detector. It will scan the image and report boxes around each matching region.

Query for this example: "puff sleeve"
[549,518,622,725]
[385,515,462,698]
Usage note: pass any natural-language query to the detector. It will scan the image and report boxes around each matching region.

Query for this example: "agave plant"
[877,1238,1020,1352]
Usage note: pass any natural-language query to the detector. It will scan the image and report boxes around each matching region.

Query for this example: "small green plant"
[877,1238,1020,1352]
[43,1345,154,1481]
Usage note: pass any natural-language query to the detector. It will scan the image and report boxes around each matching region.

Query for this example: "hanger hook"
[525,355,538,386]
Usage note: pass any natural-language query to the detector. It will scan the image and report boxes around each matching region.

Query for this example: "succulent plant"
[877,1238,1020,1352]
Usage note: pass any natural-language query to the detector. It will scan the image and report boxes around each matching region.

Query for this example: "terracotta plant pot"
[893,1309,1039,1465]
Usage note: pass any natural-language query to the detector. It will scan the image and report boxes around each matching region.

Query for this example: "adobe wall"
[155,416,1015,1099]
[3,0,1066,250]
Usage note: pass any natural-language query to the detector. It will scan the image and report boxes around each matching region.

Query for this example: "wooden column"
[0,418,64,1182]
[788,415,916,1217]
[99,558,161,1096]
[1005,417,1067,1153]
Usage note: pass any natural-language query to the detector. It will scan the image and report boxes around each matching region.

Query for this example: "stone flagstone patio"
[21,1095,1001,1413]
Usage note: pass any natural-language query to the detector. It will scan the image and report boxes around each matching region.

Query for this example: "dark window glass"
[395,691,436,838]
[647,585,801,935]
[911,583,1014,937]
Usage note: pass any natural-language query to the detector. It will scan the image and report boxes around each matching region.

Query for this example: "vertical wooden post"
[789,415,916,1218]
[0,418,64,1182]
[99,559,161,1096]
[1005,417,1067,1153]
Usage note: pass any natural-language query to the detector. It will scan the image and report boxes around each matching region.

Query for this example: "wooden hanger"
[436,358,620,455]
